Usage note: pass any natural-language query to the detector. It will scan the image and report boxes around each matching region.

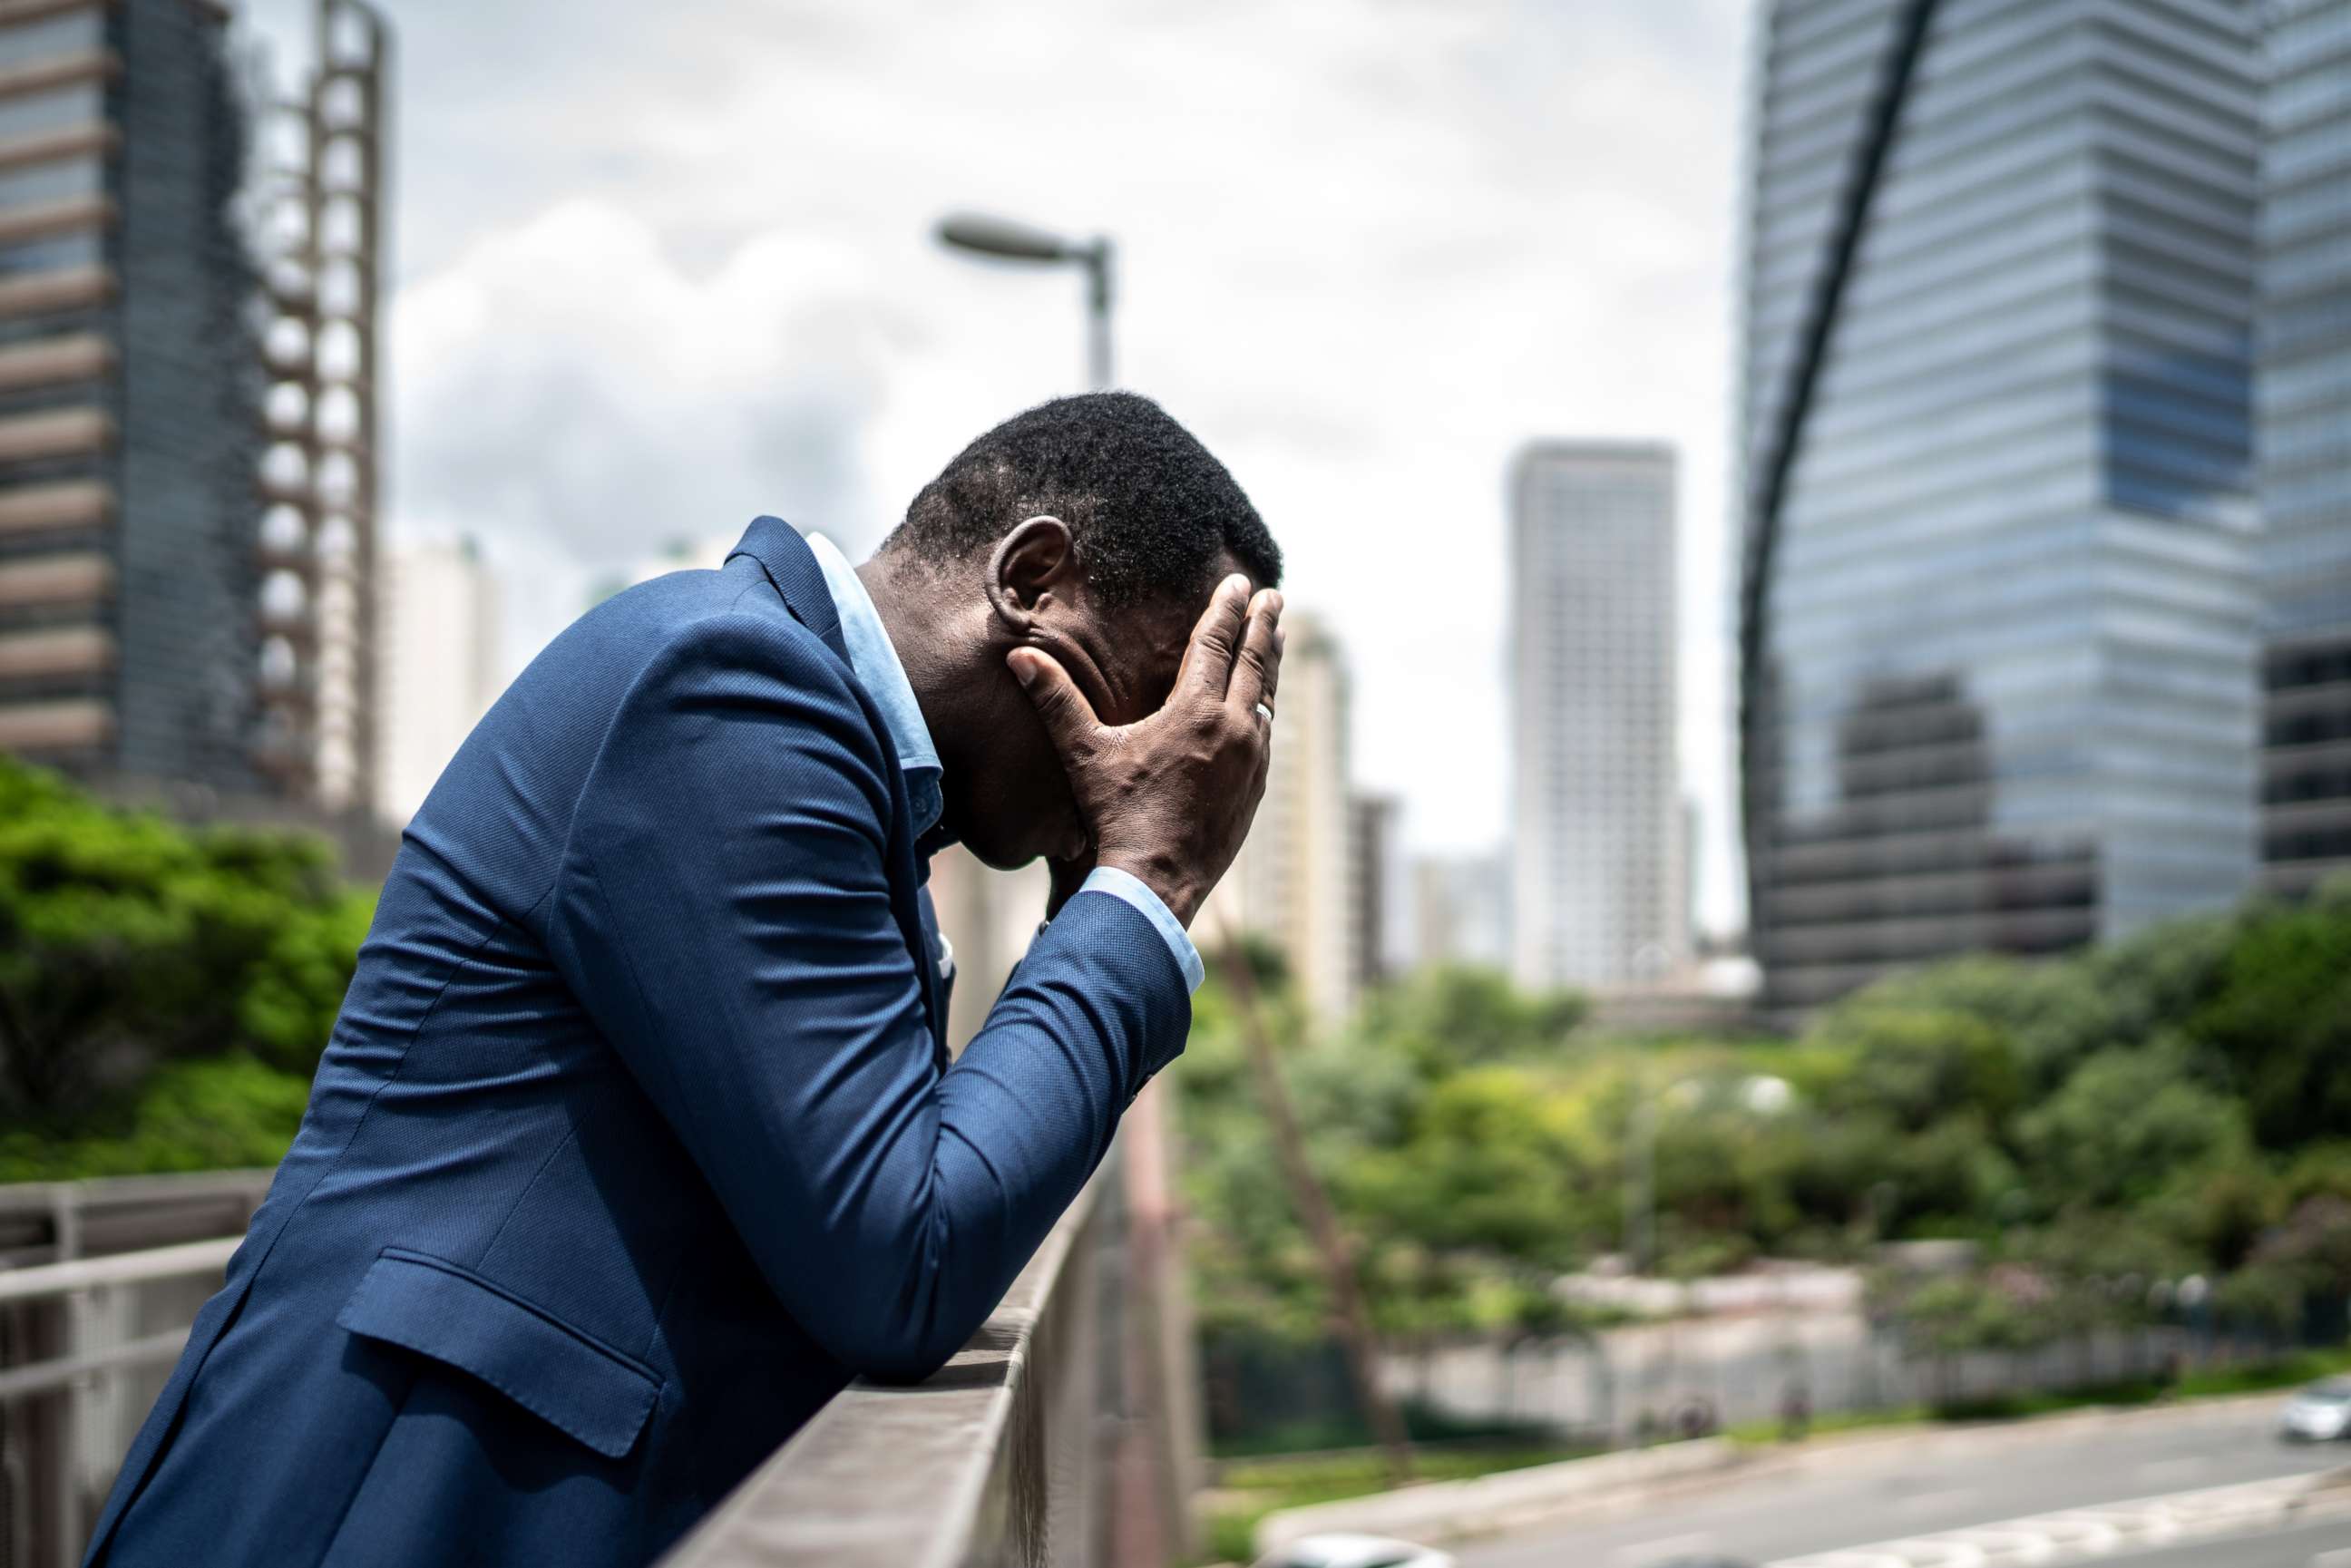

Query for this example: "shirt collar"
[804,531,946,843]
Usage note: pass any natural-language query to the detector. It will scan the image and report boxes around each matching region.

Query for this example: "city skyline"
[231,0,1756,933]
[24,0,2343,978]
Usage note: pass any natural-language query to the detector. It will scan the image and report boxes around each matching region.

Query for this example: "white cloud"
[250,0,1753,930]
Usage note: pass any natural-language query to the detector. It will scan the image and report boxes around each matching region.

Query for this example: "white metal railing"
[0,1239,239,1414]
[0,1238,239,1307]
[0,1179,261,1568]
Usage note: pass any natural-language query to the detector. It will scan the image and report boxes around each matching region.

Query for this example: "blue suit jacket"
[86,520,1193,1567]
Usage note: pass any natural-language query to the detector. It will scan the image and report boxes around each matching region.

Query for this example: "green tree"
[0,758,370,1135]
[1809,1003,2024,1132]
[2014,1045,2249,1212]
[0,1056,313,1181]
[2192,891,2351,1150]
[1837,955,2117,1096]
[1351,965,1587,1077]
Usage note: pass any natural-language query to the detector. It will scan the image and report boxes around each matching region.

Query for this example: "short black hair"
[887,392,1282,607]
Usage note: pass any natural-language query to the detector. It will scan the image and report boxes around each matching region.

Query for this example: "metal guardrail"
[0,1240,239,1410]
[659,1173,1120,1568]
[0,1173,270,1268]
[0,1239,240,1307]
[0,1178,263,1568]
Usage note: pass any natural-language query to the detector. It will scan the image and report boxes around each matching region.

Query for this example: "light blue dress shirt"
[804,533,1205,993]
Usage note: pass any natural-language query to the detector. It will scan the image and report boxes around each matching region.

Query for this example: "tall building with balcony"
[0,0,387,813]
[1510,441,1683,994]
[1739,0,2263,1015]
[0,0,261,793]
[254,0,389,814]
[2261,0,2351,897]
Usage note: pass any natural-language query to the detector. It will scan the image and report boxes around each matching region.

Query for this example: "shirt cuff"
[1078,867,1205,994]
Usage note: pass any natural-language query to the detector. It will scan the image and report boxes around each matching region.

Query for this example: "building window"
[0,154,98,209]
[0,83,102,146]
[0,8,102,70]
[0,230,97,277]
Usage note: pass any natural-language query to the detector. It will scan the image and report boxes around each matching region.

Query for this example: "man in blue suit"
[85,393,1285,1566]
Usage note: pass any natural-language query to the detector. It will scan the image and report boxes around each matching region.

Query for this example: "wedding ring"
[1254,702,1274,725]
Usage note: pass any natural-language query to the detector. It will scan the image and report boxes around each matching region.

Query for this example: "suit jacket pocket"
[336,1246,662,1459]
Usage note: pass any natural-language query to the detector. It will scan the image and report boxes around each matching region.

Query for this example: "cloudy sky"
[245,0,1753,931]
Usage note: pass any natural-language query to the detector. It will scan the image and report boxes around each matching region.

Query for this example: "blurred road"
[1458,1401,2346,1568]
[2078,1515,2351,1568]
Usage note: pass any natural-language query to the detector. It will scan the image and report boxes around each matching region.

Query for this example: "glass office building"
[1740,0,2262,1014]
[2261,0,2351,898]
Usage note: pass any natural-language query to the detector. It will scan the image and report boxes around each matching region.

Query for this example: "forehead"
[1109,550,1255,699]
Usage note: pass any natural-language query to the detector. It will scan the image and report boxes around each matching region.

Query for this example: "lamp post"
[935,211,1116,390]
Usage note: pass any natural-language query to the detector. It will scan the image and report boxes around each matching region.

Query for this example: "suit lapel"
[725,518,947,1063]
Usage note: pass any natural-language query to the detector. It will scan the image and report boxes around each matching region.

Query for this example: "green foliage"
[2014,1046,2249,1212]
[2193,897,2351,1149]
[1200,1437,1590,1565]
[1811,1002,2024,1131]
[1184,885,2351,1403]
[0,757,370,1170]
[1883,1273,2057,1355]
[0,1055,310,1180]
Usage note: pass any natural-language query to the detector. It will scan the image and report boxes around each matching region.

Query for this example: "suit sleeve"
[546,612,1191,1380]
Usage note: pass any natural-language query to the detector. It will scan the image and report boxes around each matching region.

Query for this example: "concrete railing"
[660,1173,1124,1568]
[0,1164,1146,1568]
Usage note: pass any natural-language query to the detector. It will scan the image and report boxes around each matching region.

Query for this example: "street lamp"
[935,211,1116,391]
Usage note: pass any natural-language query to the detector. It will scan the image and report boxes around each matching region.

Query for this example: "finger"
[1173,574,1254,696]
[1008,648,1103,755]
[1227,589,1284,714]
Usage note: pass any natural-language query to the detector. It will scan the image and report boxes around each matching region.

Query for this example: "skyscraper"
[0,0,390,815]
[1510,441,1682,994]
[1347,792,1400,996]
[377,538,501,826]
[1411,850,1511,972]
[1740,0,2263,1015]
[0,0,261,794]
[1205,611,1360,1019]
[2260,0,2351,898]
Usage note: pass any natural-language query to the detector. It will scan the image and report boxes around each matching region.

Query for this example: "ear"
[984,515,1081,632]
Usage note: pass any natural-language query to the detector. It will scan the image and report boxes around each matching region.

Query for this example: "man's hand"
[1010,575,1282,928]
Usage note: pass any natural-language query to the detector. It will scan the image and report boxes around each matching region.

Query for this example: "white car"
[1253,1534,1456,1568]
[2278,1378,2351,1441]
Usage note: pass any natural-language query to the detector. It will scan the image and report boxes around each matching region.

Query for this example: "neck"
[858,552,976,780]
